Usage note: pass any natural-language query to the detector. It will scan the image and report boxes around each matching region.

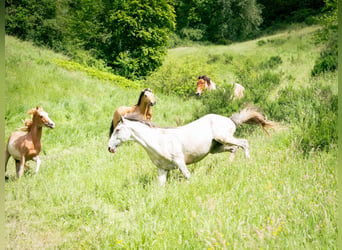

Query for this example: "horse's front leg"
[157,169,168,187]
[33,156,41,173]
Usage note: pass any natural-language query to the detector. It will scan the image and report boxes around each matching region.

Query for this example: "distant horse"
[5,106,55,178]
[108,107,275,186]
[232,83,245,100]
[109,88,156,137]
[195,75,245,99]
[195,75,216,96]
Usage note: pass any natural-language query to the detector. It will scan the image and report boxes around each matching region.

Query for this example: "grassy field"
[5,25,337,249]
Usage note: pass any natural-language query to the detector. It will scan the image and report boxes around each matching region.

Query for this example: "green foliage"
[144,56,218,98]
[5,0,63,49]
[52,59,142,90]
[257,0,324,28]
[260,55,283,69]
[233,59,281,105]
[311,44,338,76]
[311,0,338,76]
[269,83,337,154]
[196,85,240,116]
[5,0,176,78]
[174,0,263,42]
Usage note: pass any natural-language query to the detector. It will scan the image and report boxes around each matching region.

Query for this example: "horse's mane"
[19,119,33,132]
[198,75,211,85]
[125,113,160,128]
[125,113,176,129]
[19,107,41,132]
[136,88,152,106]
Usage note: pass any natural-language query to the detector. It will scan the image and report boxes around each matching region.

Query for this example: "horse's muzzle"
[108,146,116,154]
[150,101,156,106]
[46,122,55,129]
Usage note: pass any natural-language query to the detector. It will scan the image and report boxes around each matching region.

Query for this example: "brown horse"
[5,106,55,178]
[195,75,216,96]
[195,75,245,99]
[109,88,156,137]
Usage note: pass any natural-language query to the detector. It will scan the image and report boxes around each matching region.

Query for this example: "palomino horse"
[108,107,275,186]
[109,88,156,137]
[5,106,55,178]
[195,75,245,99]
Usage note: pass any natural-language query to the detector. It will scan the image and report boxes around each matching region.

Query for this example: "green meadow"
[5,25,337,249]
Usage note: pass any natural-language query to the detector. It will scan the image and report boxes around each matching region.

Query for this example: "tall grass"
[5,26,337,249]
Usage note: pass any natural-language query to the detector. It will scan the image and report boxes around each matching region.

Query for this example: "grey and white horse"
[108,107,275,186]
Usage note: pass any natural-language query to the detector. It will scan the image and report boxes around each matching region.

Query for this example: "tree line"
[5,0,331,78]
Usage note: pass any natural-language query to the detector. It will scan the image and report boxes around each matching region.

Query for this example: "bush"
[260,56,283,69]
[268,83,337,155]
[196,85,240,117]
[144,56,218,98]
[311,41,337,76]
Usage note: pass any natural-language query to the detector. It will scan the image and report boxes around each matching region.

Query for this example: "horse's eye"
[40,115,43,118]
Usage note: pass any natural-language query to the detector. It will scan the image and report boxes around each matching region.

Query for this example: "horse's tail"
[230,106,276,135]
[109,121,114,138]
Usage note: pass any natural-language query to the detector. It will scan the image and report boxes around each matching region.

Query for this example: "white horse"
[108,107,275,186]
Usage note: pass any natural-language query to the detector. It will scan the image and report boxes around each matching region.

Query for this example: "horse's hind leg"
[16,157,26,178]
[5,149,10,173]
[215,136,250,159]
[226,145,238,162]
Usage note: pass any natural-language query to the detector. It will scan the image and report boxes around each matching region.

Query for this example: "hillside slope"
[5,27,337,249]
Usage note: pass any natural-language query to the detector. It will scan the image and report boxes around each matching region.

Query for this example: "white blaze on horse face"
[40,111,55,129]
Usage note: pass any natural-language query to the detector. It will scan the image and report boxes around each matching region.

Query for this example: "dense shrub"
[196,85,241,116]
[311,41,337,76]
[311,0,337,76]
[144,57,218,98]
[233,59,281,105]
[268,83,337,154]
[260,55,282,69]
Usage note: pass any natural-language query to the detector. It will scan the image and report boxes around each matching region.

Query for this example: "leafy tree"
[256,0,324,28]
[106,0,175,78]
[174,0,263,42]
[6,0,175,78]
[5,0,63,49]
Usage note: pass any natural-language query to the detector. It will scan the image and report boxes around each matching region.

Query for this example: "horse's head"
[195,78,207,96]
[29,106,55,129]
[108,117,132,154]
[138,88,156,107]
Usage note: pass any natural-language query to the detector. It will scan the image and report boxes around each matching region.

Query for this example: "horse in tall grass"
[5,106,55,178]
[195,75,245,99]
[195,75,216,96]
[109,88,156,137]
[108,107,275,186]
